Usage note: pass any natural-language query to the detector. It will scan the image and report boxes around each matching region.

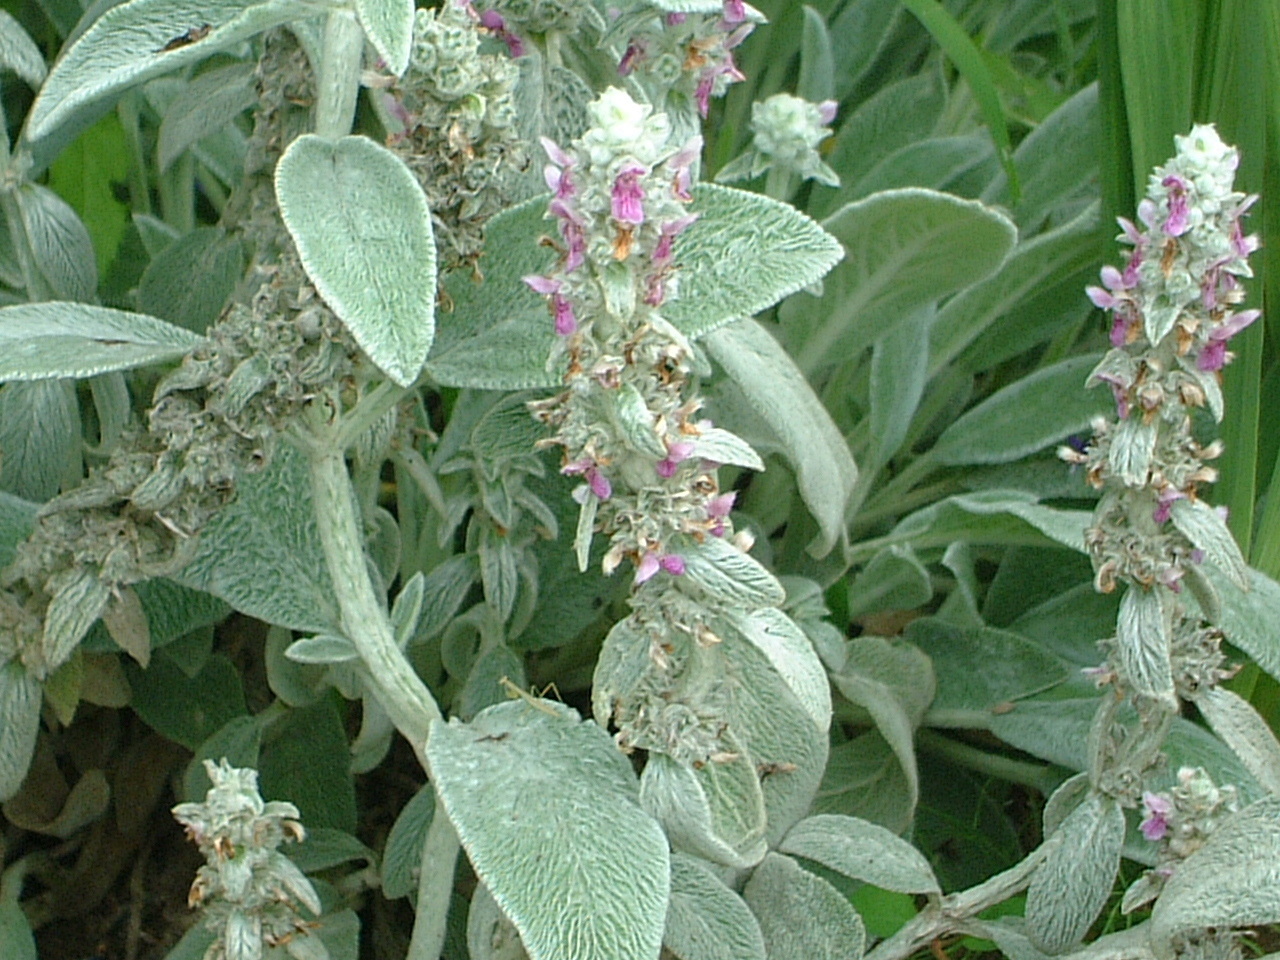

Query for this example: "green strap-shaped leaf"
[779,813,940,895]
[742,852,866,960]
[381,784,435,899]
[275,133,436,387]
[879,490,1092,557]
[428,701,669,960]
[24,0,311,147]
[664,853,766,960]
[355,0,412,75]
[932,353,1110,466]
[1150,797,1280,955]
[704,318,857,558]
[1206,565,1280,683]
[782,188,1016,377]
[0,302,205,382]
[426,185,843,390]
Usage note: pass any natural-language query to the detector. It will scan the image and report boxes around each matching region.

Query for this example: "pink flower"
[522,274,560,295]
[635,551,660,584]
[656,440,695,478]
[695,75,715,118]
[817,100,838,125]
[1140,792,1173,842]
[478,8,525,57]
[668,139,702,202]
[1161,174,1190,236]
[722,0,747,24]
[552,294,577,335]
[562,458,611,500]
[612,164,648,224]
[619,41,645,75]
[666,12,686,25]
[1152,486,1185,524]
[659,554,686,575]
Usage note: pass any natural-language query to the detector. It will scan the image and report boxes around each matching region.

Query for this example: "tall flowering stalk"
[1056,124,1259,935]
[1065,123,1256,710]
[524,87,761,762]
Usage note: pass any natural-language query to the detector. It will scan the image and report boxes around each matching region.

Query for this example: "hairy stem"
[864,832,1061,960]
[407,810,460,960]
[308,438,442,765]
[314,8,364,140]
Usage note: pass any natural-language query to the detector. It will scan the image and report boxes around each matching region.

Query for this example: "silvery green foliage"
[427,701,669,960]
[741,852,866,960]
[0,303,205,381]
[172,759,327,960]
[275,134,436,387]
[1026,791,1125,954]
[777,813,940,895]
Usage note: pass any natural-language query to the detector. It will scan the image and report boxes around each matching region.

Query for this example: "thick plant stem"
[407,811,460,960]
[863,833,1062,960]
[309,444,442,764]
[314,8,364,140]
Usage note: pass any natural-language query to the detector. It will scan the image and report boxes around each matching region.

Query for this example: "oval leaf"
[427,701,669,960]
[1026,791,1124,954]
[1193,687,1280,800]
[779,813,940,895]
[0,661,42,801]
[275,133,436,387]
[742,852,866,960]
[783,188,1016,376]
[723,608,831,733]
[355,0,412,76]
[25,0,311,146]
[0,302,204,381]
[665,852,766,960]
[704,319,856,558]
[932,353,1110,465]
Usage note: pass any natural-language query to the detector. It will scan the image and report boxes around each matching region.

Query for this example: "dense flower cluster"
[716,92,839,188]
[1124,767,1240,913]
[609,1,760,117]
[1063,125,1258,605]
[524,88,766,760]
[381,5,528,270]
[173,760,325,960]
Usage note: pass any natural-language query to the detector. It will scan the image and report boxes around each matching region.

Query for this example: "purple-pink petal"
[552,294,577,336]
[817,99,838,125]
[587,467,612,500]
[1197,339,1227,372]
[540,136,574,170]
[707,492,736,518]
[612,165,647,225]
[523,274,561,295]
[635,552,660,584]
[659,554,686,575]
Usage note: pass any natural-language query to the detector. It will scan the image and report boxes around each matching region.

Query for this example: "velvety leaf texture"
[428,701,669,960]
[275,134,436,386]
[176,442,339,633]
[355,0,413,75]
[779,813,940,894]
[931,353,1110,465]
[0,302,203,381]
[1151,797,1280,954]
[0,661,41,801]
[1207,566,1280,683]
[1026,792,1124,954]
[426,186,842,390]
[705,319,857,557]
[664,853,766,960]
[783,187,1017,376]
[742,852,866,960]
[1194,687,1280,797]
[25,0,310,145]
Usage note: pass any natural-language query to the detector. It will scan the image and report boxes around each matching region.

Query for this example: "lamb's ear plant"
[3,1,1280,959]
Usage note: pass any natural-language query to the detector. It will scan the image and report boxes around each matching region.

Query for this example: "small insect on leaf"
[498,675,561,716]
[158,24,211,53]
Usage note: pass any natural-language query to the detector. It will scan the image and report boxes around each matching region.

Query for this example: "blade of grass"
[1195,0,1267,557]
[900,0,1021,203]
